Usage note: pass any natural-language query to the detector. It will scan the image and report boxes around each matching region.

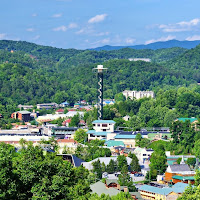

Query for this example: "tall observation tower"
[93,65,107,120]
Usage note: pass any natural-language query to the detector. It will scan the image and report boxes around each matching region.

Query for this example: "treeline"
[83,85,200,130]
[0,142,133,200]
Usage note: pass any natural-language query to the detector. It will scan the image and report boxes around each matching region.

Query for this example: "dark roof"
[52,127,78,131]
[57,154,85,167]
[72,155,85,167]
[114,131,133,135]
[134,131,171,135]
[169,164,191,172]
[114,147,126,150]
[146,149,154,152]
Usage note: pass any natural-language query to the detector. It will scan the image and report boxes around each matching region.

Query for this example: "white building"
[87,120,116,141]
[128,58,151,62]
[92,120,115,133]
[122,90,155,100]
[133,147,154,165]
[36,111,84,123]
[37,103,58,110]
[18,104,33,110]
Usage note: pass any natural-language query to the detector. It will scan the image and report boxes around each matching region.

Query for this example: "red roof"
[62,119,71,126]
[56,109,64,112]
[57,139,77,143]
[65,119,71,123]
[79,120,86,124]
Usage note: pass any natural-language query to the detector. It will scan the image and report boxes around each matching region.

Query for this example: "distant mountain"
[91,40,200,51]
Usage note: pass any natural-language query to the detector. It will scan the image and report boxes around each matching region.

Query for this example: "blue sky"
[1,0,200,49]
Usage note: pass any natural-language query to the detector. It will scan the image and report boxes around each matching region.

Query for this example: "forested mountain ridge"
[0,40,81,62]
[90,39,200,51]
[0,40,187,66]
[1,40,200,128]
[0,40,199,107]
[0,39,200,106]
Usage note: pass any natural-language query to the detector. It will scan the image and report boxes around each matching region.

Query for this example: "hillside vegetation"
[0,40,200,126]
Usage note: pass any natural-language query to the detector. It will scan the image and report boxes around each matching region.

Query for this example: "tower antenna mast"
[93,65,107,120]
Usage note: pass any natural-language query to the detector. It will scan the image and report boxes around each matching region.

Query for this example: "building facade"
[122,90,155,100]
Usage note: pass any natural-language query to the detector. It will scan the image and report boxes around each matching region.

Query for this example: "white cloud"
[68,23,78,29]
[52,13,62,18]
[91,38,110,45]
[0,33,7,39]
[95,32,109,36]
[88,14,107,24]
[0,33,20,41]
[32,13,37,17]
[145,35,176,44]
[32,35,40,40]
[53,25,68,31]
[158,18,200,33]
[125,38,136,44]
[76,26,94,35]
[186,35,200,41]
[26,28,35,32]
[76,29,84,34]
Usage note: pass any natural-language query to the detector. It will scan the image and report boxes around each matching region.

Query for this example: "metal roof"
[172,182,192,193]
[92,120,116,124]
[94,132,108,136]
[172,175,195,181]
[115,134,136,139]
[105,140,125,147]
[87,130,108,136]
[140,182,190,195]
[90,181,120,196]
[169,164,191,172]
[18,111,31,114]
[139,185,173,195]
[177,118,197,123]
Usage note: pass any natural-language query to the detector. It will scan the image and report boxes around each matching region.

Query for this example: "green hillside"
[164,44,200,82]
[0,40,199,106]
[0,40,200,130]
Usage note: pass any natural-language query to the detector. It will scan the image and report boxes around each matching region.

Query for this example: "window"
[103,129,106,132]
[97,124,100,127]
[143,154,147,156]
[102,124,107,127]
[93,124,96,126]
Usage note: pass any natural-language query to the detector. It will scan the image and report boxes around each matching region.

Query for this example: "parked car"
[131,171,138,174]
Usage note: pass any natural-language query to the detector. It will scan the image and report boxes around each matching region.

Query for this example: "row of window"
[93,124,109,127]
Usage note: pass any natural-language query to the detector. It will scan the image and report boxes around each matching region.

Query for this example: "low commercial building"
[18,104,33,110]
[37,103,58,110]
[11,111,31,122]
[164,159,195,184]
[114,134,136,148]
[139,182,190,200]
[51,127,78,139]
